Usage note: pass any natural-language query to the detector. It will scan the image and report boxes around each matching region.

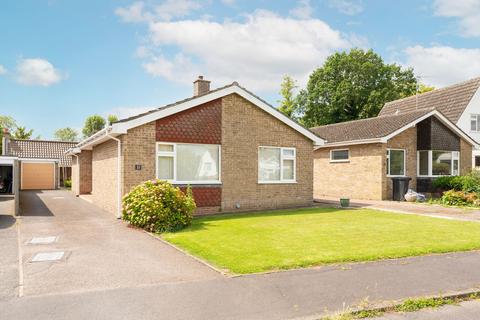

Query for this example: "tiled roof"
[7,139,77,167]
[379,77,480,122]
[310,108,434,144]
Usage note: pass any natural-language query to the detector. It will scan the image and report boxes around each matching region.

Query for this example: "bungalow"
[311,108,477,200]
[68,77,324,217]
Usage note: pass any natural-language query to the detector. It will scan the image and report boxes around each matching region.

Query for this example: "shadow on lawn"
[178,206,348,233]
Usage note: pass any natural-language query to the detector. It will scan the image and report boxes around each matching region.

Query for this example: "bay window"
[156,142,221,183]
[387,149,405,176]
[258,147,296,183]
[417,150,459,177]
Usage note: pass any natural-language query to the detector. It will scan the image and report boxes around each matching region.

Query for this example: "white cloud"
[433,0,480,37]
[0,65,7,75]
[290,0,313,19]
[403,45,480,87]
[327,0,363,16]
[16,58,64,86]
[221,0,235,6]
[139,10,352,91]
[115,0,201,23]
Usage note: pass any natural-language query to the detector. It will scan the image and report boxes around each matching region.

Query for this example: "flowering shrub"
[433,171,480,193]
[122,180,196,233]
[440,190,480,207]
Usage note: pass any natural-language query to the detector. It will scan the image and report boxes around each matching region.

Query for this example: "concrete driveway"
[7,190,219,298]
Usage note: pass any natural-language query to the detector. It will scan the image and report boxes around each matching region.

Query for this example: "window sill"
[387,175,406,178]
[329,160,349,163]
[164,181,222,185]
[258,181,297,184]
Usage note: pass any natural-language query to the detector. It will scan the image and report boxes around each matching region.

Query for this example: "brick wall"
[460,138,473,174]
[384,127,417,199]
[221,93,313,211]
[313,144,384,200]
[71,150,92,195]
[91,140,118,214]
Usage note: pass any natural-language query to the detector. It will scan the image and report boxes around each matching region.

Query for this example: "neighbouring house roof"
[7,139,78,167]
[310,108,477,148]
[70,82,324,153]
[379,77,480,122]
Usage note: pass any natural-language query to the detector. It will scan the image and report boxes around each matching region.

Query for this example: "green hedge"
[122,180,196,233]
[432,171,480,193]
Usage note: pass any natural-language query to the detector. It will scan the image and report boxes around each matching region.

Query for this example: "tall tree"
[298,48,417,127]
[54,127,79,142]
[417,83,435,94]
[13,126,34,139]
[278,75,298,119]
[107,114,118,125]
[82,115,106,138]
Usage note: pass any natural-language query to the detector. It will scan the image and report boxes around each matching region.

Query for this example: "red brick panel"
[156,99,222,144]
[179,186,221,207]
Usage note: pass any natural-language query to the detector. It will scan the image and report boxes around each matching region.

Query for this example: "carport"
[0,156,20,215]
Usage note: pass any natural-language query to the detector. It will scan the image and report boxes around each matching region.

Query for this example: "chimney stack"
[193,76,210,96]
[2,128,10,156]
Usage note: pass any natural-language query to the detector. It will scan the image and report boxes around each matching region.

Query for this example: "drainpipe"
[106,134,122,219]
[72,154,80,196]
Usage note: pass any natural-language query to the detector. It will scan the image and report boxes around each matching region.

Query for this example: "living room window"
[417,150,459,177]
[156,142,221,184]
[387,149,405,176]
[258,147,296,183]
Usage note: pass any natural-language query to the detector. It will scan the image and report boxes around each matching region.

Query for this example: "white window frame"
[330,149,349,163]
[471,114,480,132]
[386,148,406,177]
[416,150,460,177]
[156,142,221,184]
[258,146,296,184]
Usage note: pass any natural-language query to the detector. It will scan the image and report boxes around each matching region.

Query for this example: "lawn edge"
[142,230,232,276]
[321,288,480,319]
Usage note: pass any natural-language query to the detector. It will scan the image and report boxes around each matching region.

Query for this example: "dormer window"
[470,114,480,132]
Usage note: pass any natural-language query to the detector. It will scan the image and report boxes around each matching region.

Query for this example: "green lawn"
[162,207,480,274]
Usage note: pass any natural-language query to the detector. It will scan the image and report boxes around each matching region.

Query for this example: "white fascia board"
[315,138,384,149]
[112,85,325,145]
[383,110,478,147]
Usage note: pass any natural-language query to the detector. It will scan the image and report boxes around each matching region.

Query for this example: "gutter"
[106,134,123,219]
[314,138,385,149]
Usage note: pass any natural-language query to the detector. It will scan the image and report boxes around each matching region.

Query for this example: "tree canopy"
[13,126,34,139]
[54,127,79,142]
[297,48,417,127]
[278,75,298,119]
[82,115,106,138]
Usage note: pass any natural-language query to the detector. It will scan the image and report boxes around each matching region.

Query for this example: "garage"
[21,162,56,190]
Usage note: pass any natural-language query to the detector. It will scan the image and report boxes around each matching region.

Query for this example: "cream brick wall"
[313,143,384,200]
[91,140,118,214]
[121,121,156,194]
[71,150,92,195]
[384,127,417,199]
[221,93,314,211]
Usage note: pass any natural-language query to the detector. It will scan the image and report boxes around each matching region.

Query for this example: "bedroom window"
[330,149,349,162]
[417,150,459,177]
[387,149,405,176]
[156,142,221,184]
[258,147,296,183]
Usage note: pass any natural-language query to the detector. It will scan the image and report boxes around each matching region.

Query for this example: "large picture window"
[156,142,221,184]
[387,149,405,176]
[417,150,459,177]
[258,147,296,183]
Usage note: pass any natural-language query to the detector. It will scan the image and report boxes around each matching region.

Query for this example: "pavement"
[316,197,480,222]
[2,190,480,319]
[378,300,480,319]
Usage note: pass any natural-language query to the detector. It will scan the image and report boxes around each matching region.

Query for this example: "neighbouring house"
[311,108,477,200]
[0,129,77,193]
[379,77,480,168]
[67,77,324,217]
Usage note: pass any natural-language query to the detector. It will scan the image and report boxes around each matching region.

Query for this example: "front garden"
[161,207,480,274]
[431,171,480,207]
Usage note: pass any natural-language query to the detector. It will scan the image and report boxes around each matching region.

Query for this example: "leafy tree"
[278,75,299,119]
[54,127,79,142]
[13,126,34,139]
[82,115,106,138]
[107,114,118,125]
[417,83,435,94]
[0,115,17,151]
[298,48,417,127]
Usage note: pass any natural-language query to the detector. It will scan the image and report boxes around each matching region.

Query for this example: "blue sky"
[1,0,479,139]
